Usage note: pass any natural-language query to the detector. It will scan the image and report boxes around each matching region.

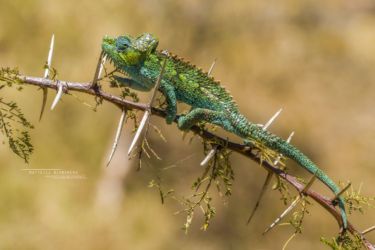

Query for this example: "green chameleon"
[102,33,347,229]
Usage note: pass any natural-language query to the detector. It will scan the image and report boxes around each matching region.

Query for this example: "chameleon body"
[102,33,347,228]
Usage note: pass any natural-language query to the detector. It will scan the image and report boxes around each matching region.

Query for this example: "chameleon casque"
[101,33,347,228]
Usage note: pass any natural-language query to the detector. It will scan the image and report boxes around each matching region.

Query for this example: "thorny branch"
[17,75,375,249]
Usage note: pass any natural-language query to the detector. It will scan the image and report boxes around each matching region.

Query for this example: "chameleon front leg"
[115,75,177,124]
[159,81,177,124]
[178,108,234,132]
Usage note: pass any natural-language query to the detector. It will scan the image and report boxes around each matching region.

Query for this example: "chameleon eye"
[116,36,131,51]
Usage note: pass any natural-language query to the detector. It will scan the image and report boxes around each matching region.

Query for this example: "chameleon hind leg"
[177,108,234,132]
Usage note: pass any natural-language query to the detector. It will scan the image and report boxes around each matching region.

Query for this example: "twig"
[282,232,297,250]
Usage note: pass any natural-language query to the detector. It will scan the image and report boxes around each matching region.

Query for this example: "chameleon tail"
[251,130,348,229]
[338,199,348,229]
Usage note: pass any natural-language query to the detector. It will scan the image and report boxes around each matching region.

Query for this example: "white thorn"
[44,34,55,78]
[50,82,63,110]
[332,182,351,202]
[98,55,107,79]
[362,225,375,235]
[302,174,318,193]
[39,88,48,122]
[263,196,302,234]
[273,131,295,166]
[263,171,316,234]
[40,34,55,121]
[286,131,295,143]
[107,109,126,167]
[127,52,169,157]
[263,108,282,130]
[92,51,105,86]
[247,171,273,224]
[149,51,168,104]
[128,110,150,156]
[207,59,217,76]
[273,156,281,166]
[200,148,216,166]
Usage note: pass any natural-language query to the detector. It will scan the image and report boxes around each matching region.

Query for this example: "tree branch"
[19,75,375,249]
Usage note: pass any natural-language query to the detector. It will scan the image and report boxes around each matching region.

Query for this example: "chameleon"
[101,33,348,229]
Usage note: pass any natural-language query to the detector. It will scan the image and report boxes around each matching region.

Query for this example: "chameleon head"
[102,33,159,68]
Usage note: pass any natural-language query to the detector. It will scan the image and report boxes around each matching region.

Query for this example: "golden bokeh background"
[0,0,374,249]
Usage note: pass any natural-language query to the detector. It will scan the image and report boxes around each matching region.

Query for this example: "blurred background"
[0,0,374,249]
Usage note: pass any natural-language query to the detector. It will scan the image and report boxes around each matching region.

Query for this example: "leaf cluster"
[0,67,34,162]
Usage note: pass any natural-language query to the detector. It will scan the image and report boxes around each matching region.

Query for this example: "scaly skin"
[102,33,347,228]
